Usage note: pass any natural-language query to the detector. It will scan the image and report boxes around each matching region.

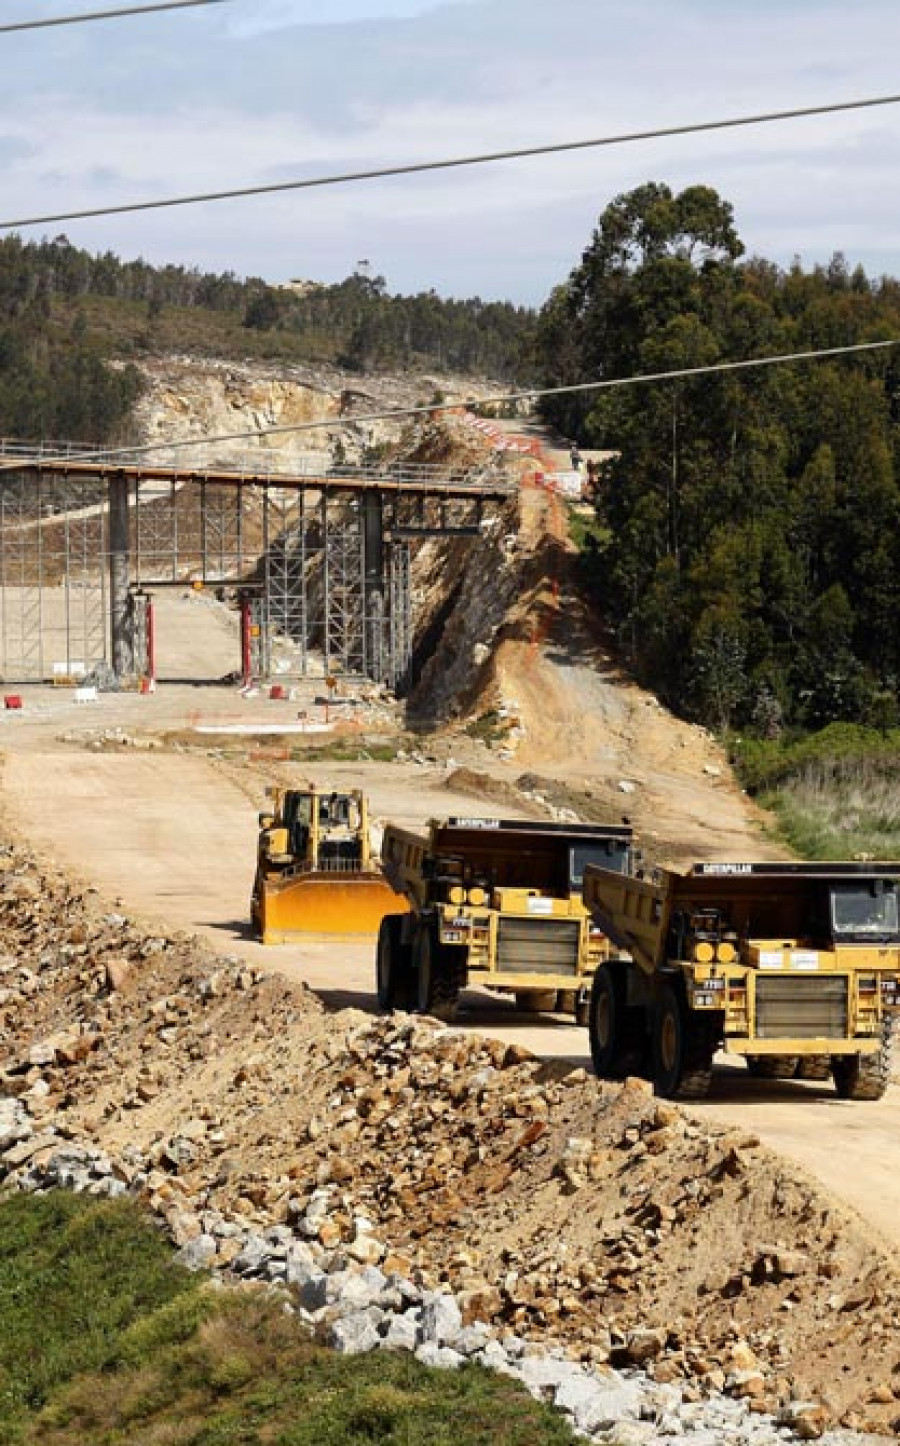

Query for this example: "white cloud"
[226,0,483,36]
[2,0,900,301]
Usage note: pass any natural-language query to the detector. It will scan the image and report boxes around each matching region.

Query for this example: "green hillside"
[541,182,900,736]
[0,234,537,445]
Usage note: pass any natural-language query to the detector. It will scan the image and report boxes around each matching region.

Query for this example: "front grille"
[497,917,581,975]
[755,974,848,1039]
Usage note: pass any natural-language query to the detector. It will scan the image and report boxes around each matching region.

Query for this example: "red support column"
[240,595,253,687]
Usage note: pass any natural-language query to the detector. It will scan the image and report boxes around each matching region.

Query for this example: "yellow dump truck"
[251,785,408,941]
[377,817,633,1020]
[582,860,900,1100]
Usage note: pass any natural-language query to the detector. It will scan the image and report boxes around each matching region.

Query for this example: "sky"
[2,0,900,305]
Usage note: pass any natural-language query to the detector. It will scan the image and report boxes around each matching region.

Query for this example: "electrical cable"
[0,1,228,33]
[1,90,899,229]
[2,337,895,474]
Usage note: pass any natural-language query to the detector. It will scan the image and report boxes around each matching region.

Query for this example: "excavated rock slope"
[2,839,900,1435]
[130,356,507,469]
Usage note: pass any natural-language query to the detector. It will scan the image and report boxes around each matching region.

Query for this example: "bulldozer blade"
[258,873,409,942]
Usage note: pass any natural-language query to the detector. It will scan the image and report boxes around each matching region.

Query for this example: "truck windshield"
[570,841,630,890]
[830,882,900,939]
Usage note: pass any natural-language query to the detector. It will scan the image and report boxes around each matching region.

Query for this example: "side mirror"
[258,813,275,829]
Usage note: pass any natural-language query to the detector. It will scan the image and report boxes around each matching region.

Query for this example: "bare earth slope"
[2,842,900,1434]
[468,480,785,868]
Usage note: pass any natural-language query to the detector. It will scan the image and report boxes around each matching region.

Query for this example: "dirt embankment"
[407,470,784,868]
[2,841,900,1435]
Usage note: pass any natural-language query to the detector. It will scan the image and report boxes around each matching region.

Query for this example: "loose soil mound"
[2,842,899,1433]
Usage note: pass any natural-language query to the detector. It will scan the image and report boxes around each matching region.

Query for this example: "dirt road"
[5,701,900,1250]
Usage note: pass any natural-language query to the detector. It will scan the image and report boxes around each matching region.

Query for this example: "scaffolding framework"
[0,449,510,688]
[0,473,108,681]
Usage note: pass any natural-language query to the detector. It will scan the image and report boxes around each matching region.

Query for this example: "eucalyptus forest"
[537,182,900,735]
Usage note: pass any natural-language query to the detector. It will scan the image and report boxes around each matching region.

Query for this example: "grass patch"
[731,724,900,859]
[36,1300,579,1446]
[157,732,403,764]
[463,709,508,748]
[0,1192,204,1442]
[2,1194,577,1446]
[292,740,401,763]
[567,505,611,554]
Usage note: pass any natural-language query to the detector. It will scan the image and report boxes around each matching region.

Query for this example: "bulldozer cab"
[281,791,313,862]
[317,792,361,830]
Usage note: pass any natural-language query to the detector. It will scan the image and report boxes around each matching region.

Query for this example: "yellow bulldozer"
[251,785,408,941]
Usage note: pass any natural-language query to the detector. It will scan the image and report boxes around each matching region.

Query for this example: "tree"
[242,289,281,331]
[537,181,900,732]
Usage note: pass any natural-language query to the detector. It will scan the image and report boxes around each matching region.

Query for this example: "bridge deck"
[0,440,516,500]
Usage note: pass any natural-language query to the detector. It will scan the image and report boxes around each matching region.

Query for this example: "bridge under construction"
[0,441,514,689]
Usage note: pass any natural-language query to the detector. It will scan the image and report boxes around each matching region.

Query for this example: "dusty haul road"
[4,695,900,1253]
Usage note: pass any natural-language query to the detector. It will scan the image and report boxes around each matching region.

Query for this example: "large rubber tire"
[415,925,459,1023]
[588,964,645,1080]
[652,983,714,1100]
[795,1056,832,1082]
[746,1056,800,1079]
[376,915,410,1011]
[832,1021,893,1101]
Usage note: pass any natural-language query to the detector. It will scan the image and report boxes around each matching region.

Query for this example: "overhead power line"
[1,90,900,230]
[0,1,228,34]
[2,338,895,475]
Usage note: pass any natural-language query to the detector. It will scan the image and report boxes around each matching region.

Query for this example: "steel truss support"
[0,457,494,688]
[0,471,108,682]
[324,494,366,678]
[387,540,412,691]
[262,489,311,677]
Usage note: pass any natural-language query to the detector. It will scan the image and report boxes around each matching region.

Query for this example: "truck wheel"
[653,983,713,1100]
[588,964,646,1080]
[832,1021,893,1101]
[746,1056,799,1080]
[376,916,407,1011]
[415,926,459,1023]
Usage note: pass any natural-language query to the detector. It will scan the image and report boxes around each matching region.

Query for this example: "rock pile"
[2,839,900,1438]
[1,1125,877,1446]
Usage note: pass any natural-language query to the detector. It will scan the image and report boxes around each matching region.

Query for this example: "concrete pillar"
[108,474,134,678]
